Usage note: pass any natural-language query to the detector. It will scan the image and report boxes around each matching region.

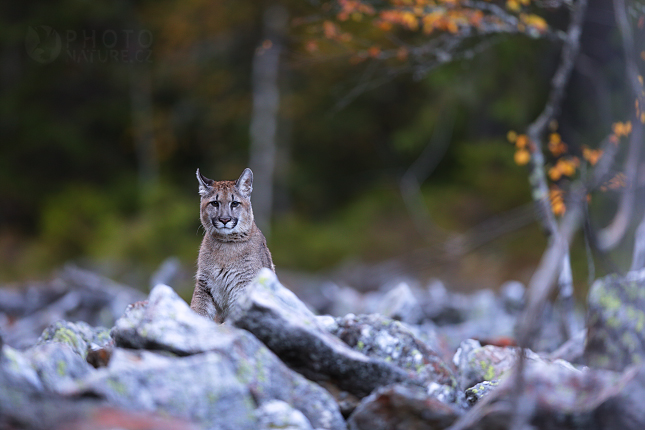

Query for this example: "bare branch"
[596,0,645,251]
[520,0,587,344]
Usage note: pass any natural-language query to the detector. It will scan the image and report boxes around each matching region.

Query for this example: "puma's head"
[197,168,255,241]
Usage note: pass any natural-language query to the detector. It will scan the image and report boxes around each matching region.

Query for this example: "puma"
[190,168,274,322]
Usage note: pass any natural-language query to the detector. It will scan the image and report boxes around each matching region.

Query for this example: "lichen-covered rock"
[74,348,258,430]
[347,384,462,430]
[0,344,43,392]
[464,380,499,406]
[330,314,456,395]
[38,320,111,359]
[255,400,314,430]
[466,360,645,430]
[452,339,541,390]
[109,283,345,430]
[584,270,645,371]
[230,269,415,398]
[24,342,93,392]
[111,284,233,355]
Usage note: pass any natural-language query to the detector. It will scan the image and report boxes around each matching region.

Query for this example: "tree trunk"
[249,5,288,236]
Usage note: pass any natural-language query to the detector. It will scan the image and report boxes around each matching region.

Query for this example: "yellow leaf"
[506,0,520,12]
[552,200,566,216]
[401,11,419,30]
[522,14,547,32]
[507,130,517,143]
[514,149,530,165]
[583,147,603,166]
[559,159,577,177]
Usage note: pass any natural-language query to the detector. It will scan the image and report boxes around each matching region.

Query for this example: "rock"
[584,270,645,371]
[330,314,456,392]
[111,283,231,355]
[347,384,461,430]
[323,283,366,318]
[499,280,525,313]
[75,348,258,430]
[38,320,111,359]
[24,342,93,393]
[464,380,500,406]
[375,282,423,325]
[0,265,144,349]
[230,269,415,398]
[0,344,44,392]
[453,339,541,391]
[110,282,345,430]
[58,407,202,430]
[255,400,314,430]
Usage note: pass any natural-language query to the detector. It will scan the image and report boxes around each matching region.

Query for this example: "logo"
[25,26,62,64]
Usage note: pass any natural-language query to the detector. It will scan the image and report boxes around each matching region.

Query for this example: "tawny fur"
[190,168,274,322]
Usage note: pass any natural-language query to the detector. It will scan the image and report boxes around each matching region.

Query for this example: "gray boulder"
[0,344,43,392]
[584,270,645,371]
[475,360,645,430]
[347,384,461,430]
[0,265,144,350]
[37,320,111,359]
[256,400,314,430]
[375,282,424,325]
[110,283,345,430]
[452,339,541,391]
[24,342,93,393]
[75,348,258,430]
[229,269,415,398]
[330,314,456,392]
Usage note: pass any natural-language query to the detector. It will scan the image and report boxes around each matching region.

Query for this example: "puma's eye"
[231,201,240,208]
[210,201,219,207]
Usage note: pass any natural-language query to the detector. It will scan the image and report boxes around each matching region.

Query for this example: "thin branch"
[596,0,645,251]
[522,0,587,345]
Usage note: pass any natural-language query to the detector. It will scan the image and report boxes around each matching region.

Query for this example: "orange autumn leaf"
[548,133,567,157]
[612,121,632,137]
[550,187,566,216]
[514,148,530,165]
[323,20,339,39]
[368,45,381,58]
[548,158,578,181]
[582,146,603,166]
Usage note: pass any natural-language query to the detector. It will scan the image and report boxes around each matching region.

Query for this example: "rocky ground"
[0,265,644,429]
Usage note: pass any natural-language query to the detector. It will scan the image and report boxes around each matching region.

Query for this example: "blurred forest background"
[0,0,640,298]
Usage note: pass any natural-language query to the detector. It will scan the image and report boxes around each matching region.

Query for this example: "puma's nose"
[219,217,231,224]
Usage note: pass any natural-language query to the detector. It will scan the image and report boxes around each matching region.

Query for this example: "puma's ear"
[235,168,253,197]
[196,168,214,196]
